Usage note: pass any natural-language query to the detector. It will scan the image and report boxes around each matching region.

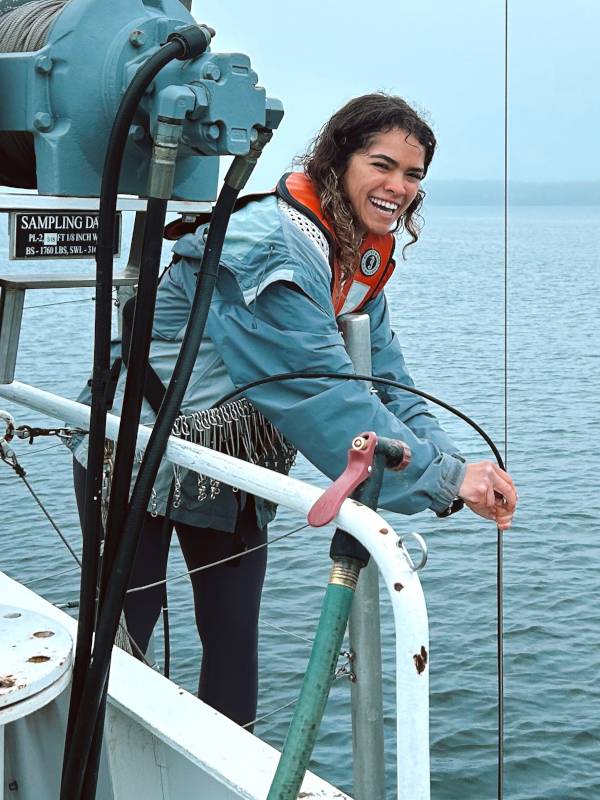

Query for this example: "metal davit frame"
[0,378,432,799]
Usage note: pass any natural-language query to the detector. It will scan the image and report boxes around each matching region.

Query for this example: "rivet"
[129,29,146,48]
[203,123,220,141]
[33,112,53,132]
[35,55,53,74]
[203,63,221,81]
[394,582,403,592]
[379,527,389,535]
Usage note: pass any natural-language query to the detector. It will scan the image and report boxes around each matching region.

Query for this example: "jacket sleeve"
[363,291,464,457]
[205,268,465,515]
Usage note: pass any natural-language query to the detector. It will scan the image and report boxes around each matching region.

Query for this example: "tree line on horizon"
[425,180,600,205]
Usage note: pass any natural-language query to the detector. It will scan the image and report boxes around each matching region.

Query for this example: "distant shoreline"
[424,180,600,205]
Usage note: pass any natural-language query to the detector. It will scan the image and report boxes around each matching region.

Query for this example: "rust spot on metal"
[33,630,55,638]
[0,675,16,688]
[379,527,389,534]
[394,582,403,592]
[27,656,50,664]
[413,646,428,674]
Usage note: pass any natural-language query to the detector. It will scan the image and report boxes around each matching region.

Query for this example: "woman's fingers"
[459,461,518,528]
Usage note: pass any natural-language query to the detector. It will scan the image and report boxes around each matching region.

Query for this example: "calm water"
[1,205,599,799]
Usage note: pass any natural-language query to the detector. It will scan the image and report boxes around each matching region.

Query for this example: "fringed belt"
[169,398,297,507]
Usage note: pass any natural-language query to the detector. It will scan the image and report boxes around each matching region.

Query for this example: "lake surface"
[1,204,599,799]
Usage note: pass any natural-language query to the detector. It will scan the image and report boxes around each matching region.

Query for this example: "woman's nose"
[384,175,406,197]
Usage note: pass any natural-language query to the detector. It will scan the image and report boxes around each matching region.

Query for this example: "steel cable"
[126,524,309,595]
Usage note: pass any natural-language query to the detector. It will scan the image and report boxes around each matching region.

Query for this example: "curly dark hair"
[299,93,436,282]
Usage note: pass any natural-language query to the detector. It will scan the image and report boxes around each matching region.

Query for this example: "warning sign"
[9,211,121,260]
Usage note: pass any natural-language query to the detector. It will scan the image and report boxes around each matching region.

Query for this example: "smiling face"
[342,128,426,237]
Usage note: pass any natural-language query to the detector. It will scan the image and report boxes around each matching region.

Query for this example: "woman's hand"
[458,461,518,531]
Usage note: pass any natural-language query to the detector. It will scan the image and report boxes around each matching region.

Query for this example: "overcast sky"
[193,0,599,189]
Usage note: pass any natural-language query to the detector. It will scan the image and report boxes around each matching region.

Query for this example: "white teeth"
[369,197,398,213]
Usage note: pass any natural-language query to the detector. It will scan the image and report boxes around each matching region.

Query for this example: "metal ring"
[398,531,428,572]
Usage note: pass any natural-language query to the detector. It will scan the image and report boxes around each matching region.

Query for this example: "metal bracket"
[0,275,136,384]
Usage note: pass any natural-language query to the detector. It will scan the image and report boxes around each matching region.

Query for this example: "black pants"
[73,460,267,728]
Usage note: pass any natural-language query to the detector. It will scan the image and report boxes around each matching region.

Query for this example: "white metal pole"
[338,313,386,800]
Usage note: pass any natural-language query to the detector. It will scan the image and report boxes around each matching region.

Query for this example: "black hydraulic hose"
[83,197,170,798]
[214,371,505,470]
[61,179,242,799]
[98,197,167,604]
[61,39,187,800]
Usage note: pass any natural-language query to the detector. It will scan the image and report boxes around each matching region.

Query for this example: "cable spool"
[0,0,67,188]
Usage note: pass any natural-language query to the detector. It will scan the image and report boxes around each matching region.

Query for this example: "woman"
[72,92,517,728]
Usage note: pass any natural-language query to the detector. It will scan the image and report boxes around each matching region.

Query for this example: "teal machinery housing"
[0,0,282,199]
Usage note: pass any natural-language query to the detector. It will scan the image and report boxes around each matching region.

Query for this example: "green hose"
[267,559,360,800]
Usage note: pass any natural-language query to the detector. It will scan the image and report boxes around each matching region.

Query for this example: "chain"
[13,424,85,445]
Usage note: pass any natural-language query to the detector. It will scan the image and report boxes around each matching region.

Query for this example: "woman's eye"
[371,162,389,170]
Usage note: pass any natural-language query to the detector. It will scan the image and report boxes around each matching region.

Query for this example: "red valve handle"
[307,432,377,527]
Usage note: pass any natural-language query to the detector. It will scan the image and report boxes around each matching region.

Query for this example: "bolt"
[203,123,220,141]
[129,29,146,48]
[203,63,221,81]
[35,55,53,74]
[33,112,53,132]
[394,582,404,592]
[8,780,18,791]
[379,527,389,535]
[128,124,145,142]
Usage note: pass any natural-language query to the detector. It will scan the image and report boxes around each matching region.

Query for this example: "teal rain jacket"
[71,193,465,530]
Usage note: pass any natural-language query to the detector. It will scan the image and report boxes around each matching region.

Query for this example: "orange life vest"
[164,172,397,316]
[276,172,396,315]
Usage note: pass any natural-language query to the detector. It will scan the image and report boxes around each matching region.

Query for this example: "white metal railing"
[0,379,431,800]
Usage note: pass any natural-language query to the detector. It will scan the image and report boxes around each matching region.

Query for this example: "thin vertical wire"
[498,1,508,798]
[504,2,509,465]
